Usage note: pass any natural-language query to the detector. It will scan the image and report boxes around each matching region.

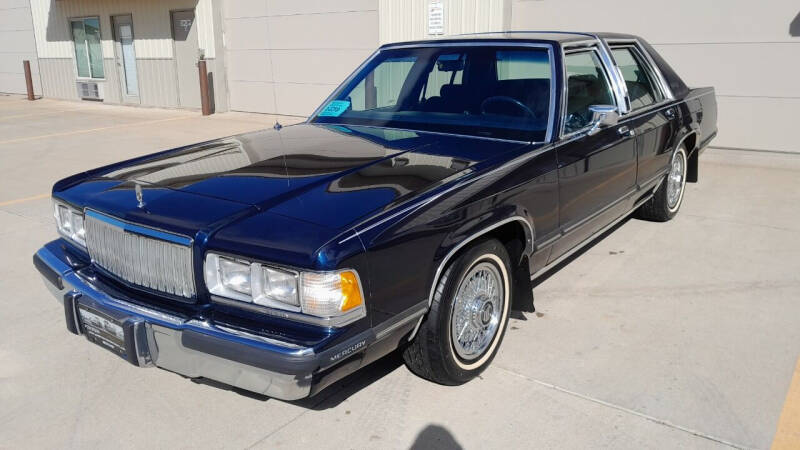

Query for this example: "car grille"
[85,211,196,298]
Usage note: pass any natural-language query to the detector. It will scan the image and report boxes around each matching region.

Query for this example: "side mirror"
[587,105,619,136]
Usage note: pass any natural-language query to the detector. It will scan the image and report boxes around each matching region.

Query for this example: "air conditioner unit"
[76,81,103,100]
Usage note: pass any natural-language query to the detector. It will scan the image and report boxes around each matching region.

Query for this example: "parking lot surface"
[1,94,798,449]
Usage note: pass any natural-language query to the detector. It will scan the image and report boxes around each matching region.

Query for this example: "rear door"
[550,46,636,260]
[608,43,676,188]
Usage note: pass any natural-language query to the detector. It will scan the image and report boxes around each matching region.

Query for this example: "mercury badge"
[135,183,145,208]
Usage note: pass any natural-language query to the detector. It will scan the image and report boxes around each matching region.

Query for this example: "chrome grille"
[85,211,195,298]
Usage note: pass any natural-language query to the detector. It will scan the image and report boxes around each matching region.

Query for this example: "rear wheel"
[403,238,512,385]
[637,146,688,222]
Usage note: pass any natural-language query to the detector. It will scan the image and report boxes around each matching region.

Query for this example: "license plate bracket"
[77,304,128,359]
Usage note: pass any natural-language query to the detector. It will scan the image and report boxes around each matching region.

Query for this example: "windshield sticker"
[329,125,353,133]
[319,100,351,117]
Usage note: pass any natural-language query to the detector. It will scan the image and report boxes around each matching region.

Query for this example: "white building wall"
[223,0,379,116]
[27,0,221,109]
[379,0,508,44]
[0,0,40,95]
[29,0,216,59]
[509,0,800,153]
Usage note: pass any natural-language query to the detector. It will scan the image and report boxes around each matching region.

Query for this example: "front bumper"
[34,242,317,401]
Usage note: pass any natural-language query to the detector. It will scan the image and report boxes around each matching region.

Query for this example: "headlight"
[204,252,365,327]
[53,201,86,247]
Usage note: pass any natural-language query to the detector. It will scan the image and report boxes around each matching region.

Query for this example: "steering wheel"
[480,96,536,119]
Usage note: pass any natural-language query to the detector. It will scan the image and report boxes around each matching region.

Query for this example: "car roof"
[380,31,639,48]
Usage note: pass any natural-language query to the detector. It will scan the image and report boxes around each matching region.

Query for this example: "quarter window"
[611,47,663,110]
[71,17,105,79]
[563,50,615,135]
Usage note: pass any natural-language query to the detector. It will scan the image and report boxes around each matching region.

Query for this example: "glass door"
[112,15,140,103]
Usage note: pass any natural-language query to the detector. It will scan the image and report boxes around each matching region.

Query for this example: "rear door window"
[611,46,664,110]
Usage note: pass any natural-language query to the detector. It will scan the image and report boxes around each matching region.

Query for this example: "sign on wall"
[428,1,444,35]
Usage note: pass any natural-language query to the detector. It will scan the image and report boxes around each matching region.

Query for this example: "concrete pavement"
[1,94,798,449]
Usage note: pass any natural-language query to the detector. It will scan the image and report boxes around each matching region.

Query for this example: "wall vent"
[76,81,103,100]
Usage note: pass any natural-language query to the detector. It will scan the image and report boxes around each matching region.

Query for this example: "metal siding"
[0,0,40,94]
[102,58,121,103]
[137,58,179,108]
[29,0,216,59]
[29,0,219,108]
[38,58,79,100]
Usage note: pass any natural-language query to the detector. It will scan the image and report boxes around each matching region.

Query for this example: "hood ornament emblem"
[135,183,145,208]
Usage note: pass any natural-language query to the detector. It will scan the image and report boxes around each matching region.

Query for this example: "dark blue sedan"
[35,31,717,400]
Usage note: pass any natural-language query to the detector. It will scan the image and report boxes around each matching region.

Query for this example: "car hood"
[74,124,528,232]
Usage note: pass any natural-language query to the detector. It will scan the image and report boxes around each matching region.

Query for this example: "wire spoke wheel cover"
[450,261,504,361]
[667,148,687,212]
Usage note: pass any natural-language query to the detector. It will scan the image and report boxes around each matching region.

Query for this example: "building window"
[70,17,104,79]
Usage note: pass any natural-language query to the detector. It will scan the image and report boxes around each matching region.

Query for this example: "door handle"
[617,125,634,137]
[665,108,676,119]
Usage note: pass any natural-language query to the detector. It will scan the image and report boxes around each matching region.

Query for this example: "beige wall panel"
[270,49,372,84]
[0,30,37,53]
[226,49,273,82]
[0,56,34,76]
[0,14,41,94]
[137,58,179,108]
[267,0,377,16]
[273,82,335,116]
[0,6,33,29]
[267,11,379,50]
[0,73,29,94]
[39,58,79,100]
[228,80,276,113]
[379,0,507,44]
[654,43,800,98]
[29,0,217,59]
[508,0,800,152]
[715,96,799,153]
[224,0,378,115]
[223,17,270,50]
[223,0,268,19]
[0,0,32,8]
[510,0,799,44]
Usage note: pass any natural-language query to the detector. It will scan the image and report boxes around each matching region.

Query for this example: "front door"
[550,48,637,261]
[171,10,200,108]
[112,15,139,104]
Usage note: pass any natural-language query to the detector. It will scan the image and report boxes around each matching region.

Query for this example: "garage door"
[223,0,378,117]
[0,0,40,95]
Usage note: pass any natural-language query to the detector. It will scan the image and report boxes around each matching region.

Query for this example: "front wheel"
[403,238,512,385]
[637,146,688,222]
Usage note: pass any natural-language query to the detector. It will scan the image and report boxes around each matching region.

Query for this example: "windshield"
[311,45,553,142]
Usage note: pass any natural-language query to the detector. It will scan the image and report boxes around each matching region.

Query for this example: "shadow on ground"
[410,424,463,449]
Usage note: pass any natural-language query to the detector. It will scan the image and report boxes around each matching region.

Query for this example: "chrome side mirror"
[587,105,619,136]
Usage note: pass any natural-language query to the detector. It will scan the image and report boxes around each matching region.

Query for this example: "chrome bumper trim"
[35,244,314,401]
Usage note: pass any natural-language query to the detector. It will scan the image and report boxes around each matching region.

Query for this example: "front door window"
[562,50,615,135]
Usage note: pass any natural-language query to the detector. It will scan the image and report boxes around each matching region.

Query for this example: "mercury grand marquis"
[34,32,717,400]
